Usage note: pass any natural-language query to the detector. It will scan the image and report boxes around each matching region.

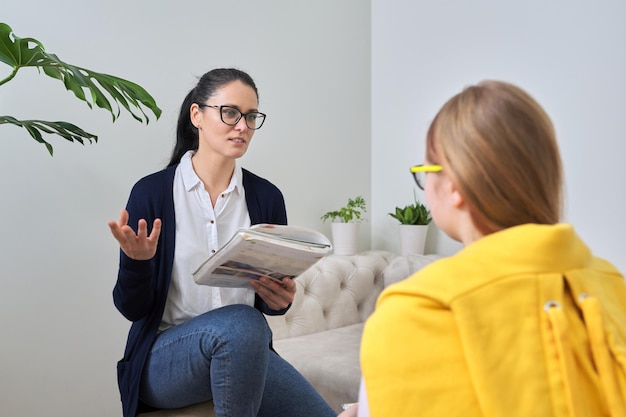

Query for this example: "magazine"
[192,224,332,288]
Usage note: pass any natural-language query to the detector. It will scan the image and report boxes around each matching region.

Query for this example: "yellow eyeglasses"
[410,164,443,190]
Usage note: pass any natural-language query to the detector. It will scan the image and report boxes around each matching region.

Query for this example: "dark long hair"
[167,68,259,167]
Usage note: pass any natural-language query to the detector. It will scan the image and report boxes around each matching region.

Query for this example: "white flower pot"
[331,222,360,256]
[398,224,428,256]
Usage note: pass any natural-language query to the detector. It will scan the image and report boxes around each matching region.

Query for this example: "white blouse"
[159,151,253,332]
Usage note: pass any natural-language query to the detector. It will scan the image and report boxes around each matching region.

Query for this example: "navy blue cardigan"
[113,165,288,417]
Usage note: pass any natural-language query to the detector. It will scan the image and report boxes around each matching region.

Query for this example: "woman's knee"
[199,304,272,347]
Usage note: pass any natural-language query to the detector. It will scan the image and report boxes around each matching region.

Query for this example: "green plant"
[320,196,367,223]
[388,194,431,225]
[0,23,161,155]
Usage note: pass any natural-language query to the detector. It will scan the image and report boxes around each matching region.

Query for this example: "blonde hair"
[426,80,563,235]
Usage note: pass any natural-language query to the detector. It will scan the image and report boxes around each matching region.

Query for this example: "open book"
[192,224,332,288]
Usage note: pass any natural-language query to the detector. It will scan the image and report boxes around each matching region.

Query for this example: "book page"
[192,224,331,288]
[247,224,331,247]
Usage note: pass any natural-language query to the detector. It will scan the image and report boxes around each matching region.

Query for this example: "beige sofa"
[138,250,439,417]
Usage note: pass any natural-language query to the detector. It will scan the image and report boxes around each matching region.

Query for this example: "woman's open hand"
[108,209,162,260]
[250,276,296,311]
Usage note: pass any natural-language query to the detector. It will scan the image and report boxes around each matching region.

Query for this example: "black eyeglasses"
[410,164,443,190]
[198,104,266,130]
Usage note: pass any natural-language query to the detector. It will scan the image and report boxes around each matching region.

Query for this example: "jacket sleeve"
[243,169,290,314]
[360,286,481,417]
[254,184,290,315]
[112,179,160,322]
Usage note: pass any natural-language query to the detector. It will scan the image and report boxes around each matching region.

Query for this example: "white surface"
[0,2,370,416]
[371,0,626,273]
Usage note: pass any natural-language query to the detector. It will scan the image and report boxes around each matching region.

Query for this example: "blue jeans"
[139,304,336,417]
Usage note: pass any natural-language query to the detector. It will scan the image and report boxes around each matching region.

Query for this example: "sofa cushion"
[273,322,364,412]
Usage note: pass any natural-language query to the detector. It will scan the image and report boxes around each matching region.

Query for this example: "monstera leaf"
[0,22,161,155]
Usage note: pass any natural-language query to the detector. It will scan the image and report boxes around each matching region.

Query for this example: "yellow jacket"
[361,224,626,417]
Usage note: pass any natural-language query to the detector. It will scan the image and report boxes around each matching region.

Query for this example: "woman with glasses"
[108,68,335,417]
[341,80,626,417]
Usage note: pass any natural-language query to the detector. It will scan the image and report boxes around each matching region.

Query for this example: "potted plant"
[321,196,366,256]
[0,23,161,155]
[388,194,431,256]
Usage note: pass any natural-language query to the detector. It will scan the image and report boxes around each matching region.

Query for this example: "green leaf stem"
[0,22,161,155]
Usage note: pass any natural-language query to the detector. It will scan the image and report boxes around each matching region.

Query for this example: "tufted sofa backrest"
[266,250,439,340]
[266,250,394,339]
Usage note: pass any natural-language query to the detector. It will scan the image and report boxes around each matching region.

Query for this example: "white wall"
[0,2,370,416]
[371,0,626,274]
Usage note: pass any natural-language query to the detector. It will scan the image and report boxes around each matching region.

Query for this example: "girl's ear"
[448,180,465,210]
